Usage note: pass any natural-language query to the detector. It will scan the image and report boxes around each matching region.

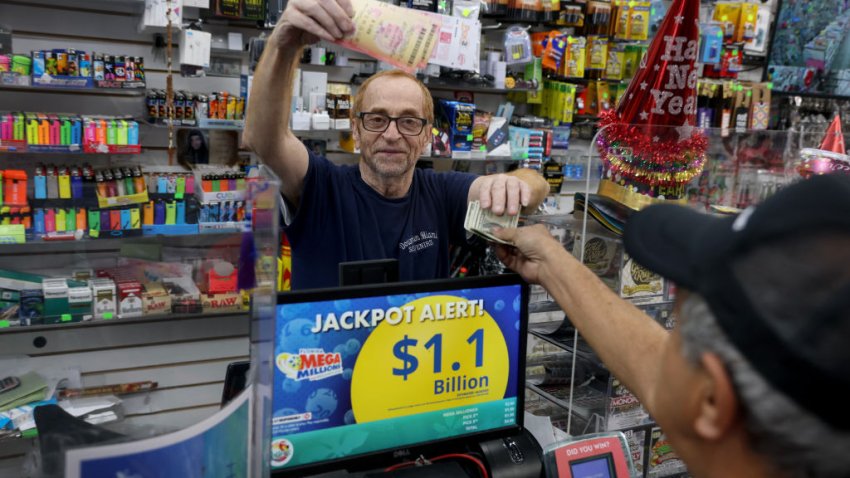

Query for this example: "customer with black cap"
[493,174,850,478]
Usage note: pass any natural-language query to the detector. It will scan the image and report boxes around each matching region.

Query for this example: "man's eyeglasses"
[358,112,428,136]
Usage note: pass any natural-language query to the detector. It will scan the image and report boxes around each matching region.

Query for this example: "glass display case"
[0,165,279,478]
[523,125,806,478]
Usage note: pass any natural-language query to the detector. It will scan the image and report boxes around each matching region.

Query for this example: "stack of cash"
[464,200,519,245]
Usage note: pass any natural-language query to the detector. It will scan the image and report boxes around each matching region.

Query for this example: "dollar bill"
[464,200,519,245]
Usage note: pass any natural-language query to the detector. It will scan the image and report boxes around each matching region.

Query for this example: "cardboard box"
[163,276,202,314]
[42,278,70,323]
[300,71,328,113]
[1,288,21,326]
[117,280,143,318]
[201,291,245,313]
[142,282,172,316]
[90,278,116,320]
[206,262,238,295]
[436,100,475,153]
[0,269,43,292]
[68,286,93,322]
[19,289,44,325]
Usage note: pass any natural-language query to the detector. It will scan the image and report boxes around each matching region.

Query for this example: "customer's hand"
[492,225,564,284]
[271,0,356,48]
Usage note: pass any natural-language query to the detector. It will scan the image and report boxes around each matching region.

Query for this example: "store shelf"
[145,118,244,131]
[0,145,141,155]
[529,300,563,314]
[210,48,247,59]
[529,328,607,370]
[197,117,244,130]
[0,84,146,96]
[323,150,521,163]
[451,154,517,162]
[0,145,142,155]
[573,114,601,122]
[544,76,628,86]
[297,63,358,71]
[0,230,242,255]
[293,129,350,138]
[479,16,563,29]
[0,309,245,335]
[203,71,241,79]
[423,79,538,94]
[195,14,272,31]
[325,150,358,159]
[525,383,607,420]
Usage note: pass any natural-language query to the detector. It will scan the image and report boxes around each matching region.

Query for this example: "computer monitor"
[271,274,528,475]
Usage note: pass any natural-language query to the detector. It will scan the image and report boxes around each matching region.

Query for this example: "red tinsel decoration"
[598,110,708,188]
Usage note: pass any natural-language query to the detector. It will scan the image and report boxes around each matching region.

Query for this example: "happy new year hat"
[820,115,846,154]
[595,0,707,210]
[798,115,850,179]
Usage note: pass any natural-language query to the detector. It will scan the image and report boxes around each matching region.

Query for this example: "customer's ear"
[693,352,740,440]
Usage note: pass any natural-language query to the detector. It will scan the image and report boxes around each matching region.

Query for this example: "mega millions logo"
[276,348,343,381]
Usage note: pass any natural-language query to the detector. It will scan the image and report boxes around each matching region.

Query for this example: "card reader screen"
[570,453,615,478]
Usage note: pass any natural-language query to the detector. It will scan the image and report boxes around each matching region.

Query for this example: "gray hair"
[679,294,850,478]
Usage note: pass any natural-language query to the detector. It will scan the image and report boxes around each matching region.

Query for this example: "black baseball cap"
[623,174,850,429]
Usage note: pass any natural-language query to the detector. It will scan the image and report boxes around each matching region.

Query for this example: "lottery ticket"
[336,0,442,73]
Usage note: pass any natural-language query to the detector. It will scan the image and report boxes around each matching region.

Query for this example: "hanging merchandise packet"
[429,14,481,72]
[335,0,442,73]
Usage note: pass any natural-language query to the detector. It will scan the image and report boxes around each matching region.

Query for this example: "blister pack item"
[542,32,568,71]
[453,0,480,20]
[700,23,724,65]
[504,26,533,65]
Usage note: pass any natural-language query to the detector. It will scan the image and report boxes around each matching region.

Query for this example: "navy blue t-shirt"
[284,152,477,290]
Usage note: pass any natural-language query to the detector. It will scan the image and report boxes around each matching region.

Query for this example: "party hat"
[596,0,707,210]
[819,115,846,154]
[798,115,850,178]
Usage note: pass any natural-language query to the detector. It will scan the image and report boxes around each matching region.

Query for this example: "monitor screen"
[569,454,615,478]
[271,275,528,473]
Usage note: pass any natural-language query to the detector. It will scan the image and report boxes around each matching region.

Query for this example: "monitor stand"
[338,259,399,287]
[297,429,543,478]
[300,462,470,478]
[364,461,469,477]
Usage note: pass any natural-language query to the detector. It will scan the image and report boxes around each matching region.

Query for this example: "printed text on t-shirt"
[399,231,438,253]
